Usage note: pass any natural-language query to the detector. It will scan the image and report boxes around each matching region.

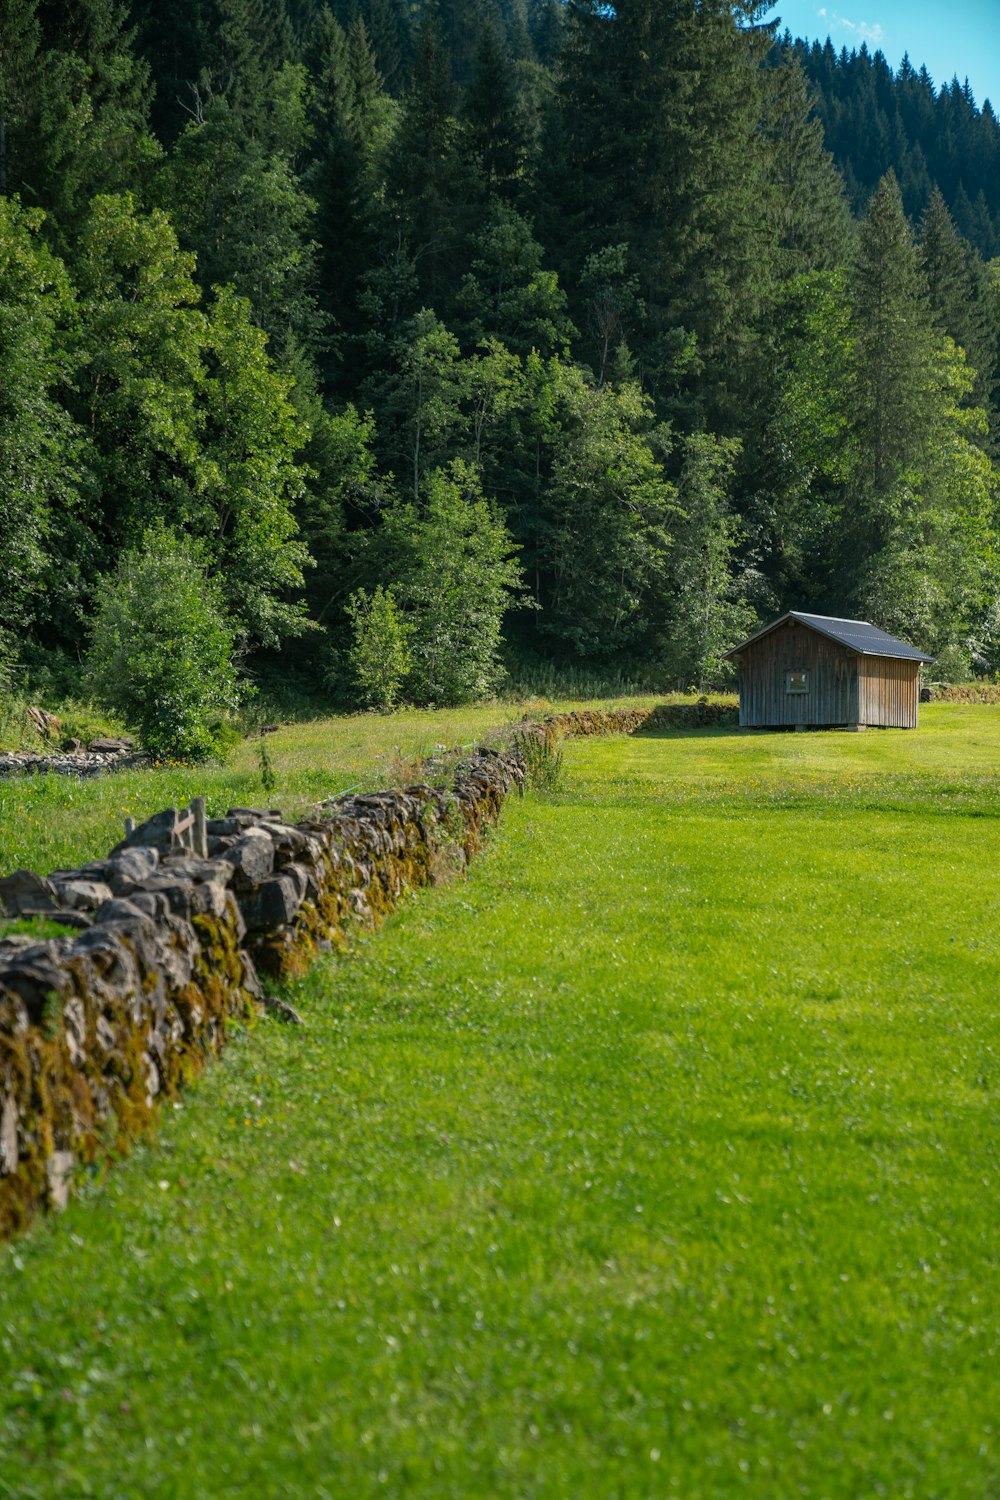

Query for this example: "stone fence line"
[0,708,666,1239]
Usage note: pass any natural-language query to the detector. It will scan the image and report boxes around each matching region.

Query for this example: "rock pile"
[0,739,146,779]
[0,709,649,1238]
[25,707,62,739]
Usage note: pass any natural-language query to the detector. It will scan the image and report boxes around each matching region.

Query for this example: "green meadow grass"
[0,697,658,876]
[1,706,998,1497]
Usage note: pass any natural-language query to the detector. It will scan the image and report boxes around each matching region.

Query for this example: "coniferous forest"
[2,0,999,736]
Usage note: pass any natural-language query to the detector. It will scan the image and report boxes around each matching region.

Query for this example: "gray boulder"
[0,871,58,918]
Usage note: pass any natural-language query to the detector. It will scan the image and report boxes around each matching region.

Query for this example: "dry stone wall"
[644,697,738,728]
[0,738,147,779]
[0,709,651,1238]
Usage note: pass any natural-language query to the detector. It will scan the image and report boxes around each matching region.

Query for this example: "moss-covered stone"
[0,708,649,1239]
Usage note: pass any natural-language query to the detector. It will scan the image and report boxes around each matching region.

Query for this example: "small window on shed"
[785,669,809,694]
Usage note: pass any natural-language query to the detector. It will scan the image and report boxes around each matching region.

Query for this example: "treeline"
[1,0,999,736]
[785,35,1000,258]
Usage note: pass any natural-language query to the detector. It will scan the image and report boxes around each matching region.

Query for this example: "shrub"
[346,585,411,712]
[86,523,243,761]
[932,642,972,683]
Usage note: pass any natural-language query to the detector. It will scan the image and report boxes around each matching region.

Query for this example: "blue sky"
[764,0,1000,109]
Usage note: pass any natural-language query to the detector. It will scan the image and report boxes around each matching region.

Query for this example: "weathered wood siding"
[857,655,919,728]
[736,619,859,727]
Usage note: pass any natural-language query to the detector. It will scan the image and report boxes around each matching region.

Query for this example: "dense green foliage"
[345,583,411,710]
[86,524,243,759]
[1,709,998,1494]
[2,0,1000,725]
[785,34,1000,258]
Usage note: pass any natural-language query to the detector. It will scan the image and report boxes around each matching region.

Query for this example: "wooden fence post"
[191,796,208,859]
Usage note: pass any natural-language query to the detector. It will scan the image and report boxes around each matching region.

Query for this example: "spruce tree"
[4,0,157,241]
[842,170,1000,646]
[307,9,365,370]
[435,0,496,86]
[922,188,976,332]
[921,187,995,418]
[503,0,532,63]
[527,0,562,65]
[762,49,853,278]
[346,14,386,145]
[850,171,936,505]
[362,0,409,94]
[551,0,776,424]
[381,0,470,310]
[462,16,532,200]
[208,0,297,116]
[0,0,42,196]
[304,12,390,380]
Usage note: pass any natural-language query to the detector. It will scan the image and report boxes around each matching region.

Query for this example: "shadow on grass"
[630,722,745,740]
[630,720,908,741]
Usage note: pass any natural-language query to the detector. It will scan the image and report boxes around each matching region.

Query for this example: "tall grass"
[0,692,127,753]
[0,693,37,752]
[504,661,666,699]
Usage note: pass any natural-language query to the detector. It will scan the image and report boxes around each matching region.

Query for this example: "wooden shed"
[724,612,934,730]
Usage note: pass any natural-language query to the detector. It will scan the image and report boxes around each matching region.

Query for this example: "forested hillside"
[784,34,1000,259]
[2,0,999,734]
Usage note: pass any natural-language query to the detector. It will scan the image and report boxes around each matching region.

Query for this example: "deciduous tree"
[0,198,87,665]
[382,460,524,703]
[86,522,242,760]
[661,433,758,688]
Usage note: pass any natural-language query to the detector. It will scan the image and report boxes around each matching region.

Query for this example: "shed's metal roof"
[724,612,935,663]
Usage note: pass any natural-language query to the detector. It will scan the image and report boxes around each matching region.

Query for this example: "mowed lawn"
[1,706,998,1498]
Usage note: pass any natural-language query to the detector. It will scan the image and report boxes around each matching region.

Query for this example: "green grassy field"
[0,697,658,876]
[1,706,998,1498]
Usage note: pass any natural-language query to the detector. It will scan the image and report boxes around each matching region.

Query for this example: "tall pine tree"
[849,172,936,511]
[921,187,996,424]
[550,0,777,423]
[380,0,471,312]
[762,48,853,278]
[4,0,157,242]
